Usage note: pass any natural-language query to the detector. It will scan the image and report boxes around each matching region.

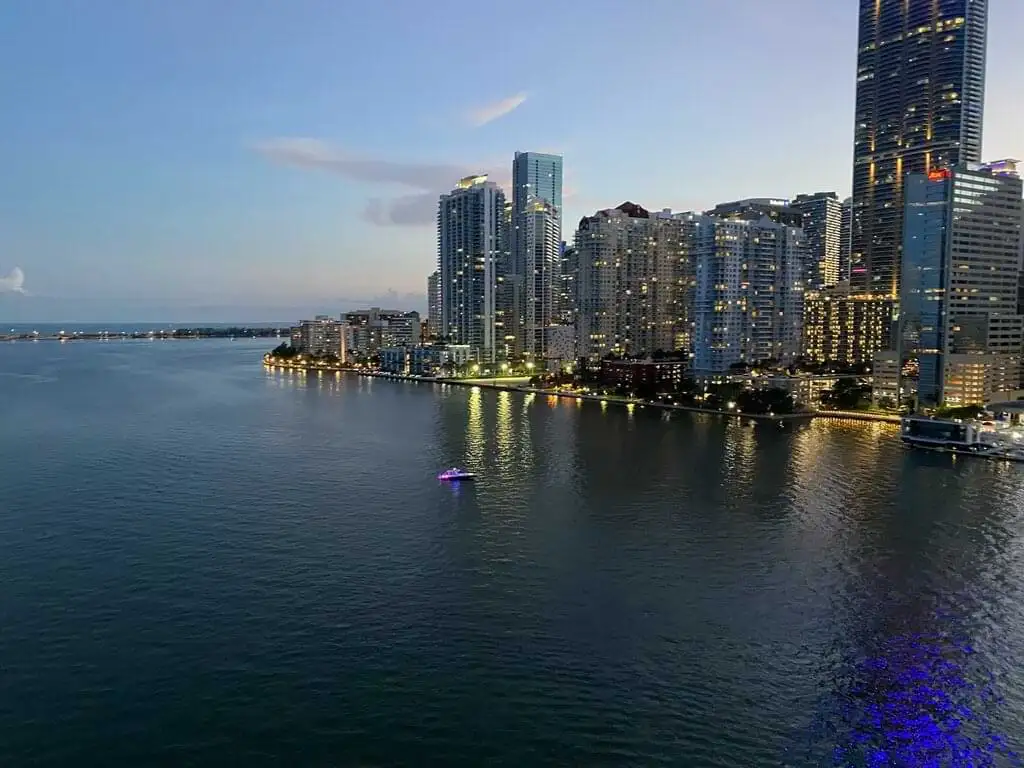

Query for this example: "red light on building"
[928,169,951,181]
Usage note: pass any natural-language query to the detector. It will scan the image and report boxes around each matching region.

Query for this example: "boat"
[901,415,1024,462]
[437,467,477,481]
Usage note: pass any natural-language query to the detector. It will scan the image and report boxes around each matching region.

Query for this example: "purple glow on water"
[822,632,1020,766]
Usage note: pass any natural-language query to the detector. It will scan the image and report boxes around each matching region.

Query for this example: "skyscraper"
[426,270,441,339]
[437,174,506,362]
[791,192,842,291]
[851,0,988,297]
[518,199,562,358]
[575,203,691,361]
[839,197,853,283]
[512,151,563,213]
[899,160,1023,406]
[511,152,564,358]
[691,216,806,373]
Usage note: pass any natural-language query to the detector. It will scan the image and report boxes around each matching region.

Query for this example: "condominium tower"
[510,151,564,358]
[691,216,806,373]
[851,0,988,297]
[426,270,441,339]
[575,203,691,361]
[791,192,842,290]
[437,175,506,362]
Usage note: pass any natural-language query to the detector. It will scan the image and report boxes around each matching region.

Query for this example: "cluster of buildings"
[289,1,1022,411]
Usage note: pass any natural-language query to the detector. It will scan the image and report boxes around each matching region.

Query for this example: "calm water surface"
[2,339,1024,766]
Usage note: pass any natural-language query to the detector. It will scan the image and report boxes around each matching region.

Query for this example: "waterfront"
[2,339,1024,765]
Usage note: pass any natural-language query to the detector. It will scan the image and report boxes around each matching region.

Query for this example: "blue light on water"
[823,632,1021,767]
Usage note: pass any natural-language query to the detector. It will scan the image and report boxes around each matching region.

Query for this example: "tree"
[823,378,870,410]
[737,387,795,415]
[270,342,297,359]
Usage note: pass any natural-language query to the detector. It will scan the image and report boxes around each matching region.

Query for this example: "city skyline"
[2,0,1023,322]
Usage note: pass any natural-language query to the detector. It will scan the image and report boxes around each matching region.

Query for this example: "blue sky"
[1,0,1022,322]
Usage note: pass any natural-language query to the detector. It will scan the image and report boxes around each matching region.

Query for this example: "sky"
[1,0,1022,323]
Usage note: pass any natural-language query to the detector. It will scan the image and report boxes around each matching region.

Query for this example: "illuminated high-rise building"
[575,203,693,361]
[791,192,842,290]
[510,152,564,358]
[437,174,506,362]
[839,197,853,283]
[802,289,894,366]
[426,270,441,339]
[851,0,988,297]
[900,160,1023,406]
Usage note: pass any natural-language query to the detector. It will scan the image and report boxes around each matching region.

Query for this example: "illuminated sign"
[928,169,951,181]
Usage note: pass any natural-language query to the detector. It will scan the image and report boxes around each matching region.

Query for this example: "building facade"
[343,308,421,354]
[510,152,563,358]
[292,316,346,358]
[706,198,804,227]
[437,175,506,362]
[575,203,692,361]
[691,216,806,373]
[559,243,578,328]
[851,0,989,297]
[426,271,441,340]
[840,197,853,284]
[518,199,562,359]
[900,160,1023,406]
[791,192,842,290]
[802,289,895,365]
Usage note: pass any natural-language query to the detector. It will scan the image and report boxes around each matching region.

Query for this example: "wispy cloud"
[465,92,528,127]
[0,267,26,294]
[254,138,510,227]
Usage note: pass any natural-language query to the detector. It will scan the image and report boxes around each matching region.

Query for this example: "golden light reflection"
[466,387,485,464]
[495,390,513,471]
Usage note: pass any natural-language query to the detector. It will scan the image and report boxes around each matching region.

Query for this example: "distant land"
[2,325,290,342]
[0,293,426,325]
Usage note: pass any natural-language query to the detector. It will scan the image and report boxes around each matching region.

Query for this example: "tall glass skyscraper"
[512,152,563,214]
[510,152,564,358]
[851,0,988,298]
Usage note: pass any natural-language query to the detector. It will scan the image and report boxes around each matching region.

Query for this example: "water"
[2,339,1024,766]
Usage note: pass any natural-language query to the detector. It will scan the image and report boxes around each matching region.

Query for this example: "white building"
[343,308,421,354]
[292,316,346,358]
[576,202,692,360]
[438,175,506,362]
[691,215,806,373]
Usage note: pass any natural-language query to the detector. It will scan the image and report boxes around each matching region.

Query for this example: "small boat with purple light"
[437,467,477,481]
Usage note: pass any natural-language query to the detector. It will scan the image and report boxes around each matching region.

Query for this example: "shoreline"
[263,357,902,425]
[4,330,289,343]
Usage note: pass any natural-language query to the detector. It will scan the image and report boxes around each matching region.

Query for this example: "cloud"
[363,193,439,226]
[254,138,512,228]
[255,138,468,190]
[465,92,528,127]
[0,267,26,294]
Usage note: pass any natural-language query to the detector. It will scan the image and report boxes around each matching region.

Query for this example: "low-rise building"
[599,358,688,392]
[344,308,421,355]
[378,344,473,376]
[871,351,901,406]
